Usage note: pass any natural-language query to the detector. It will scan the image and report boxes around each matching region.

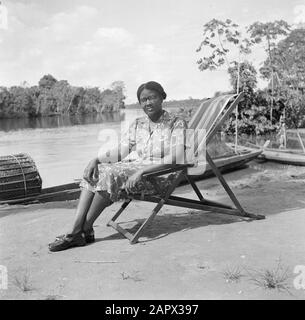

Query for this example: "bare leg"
[82,191,113,232]
[68,188,95,234]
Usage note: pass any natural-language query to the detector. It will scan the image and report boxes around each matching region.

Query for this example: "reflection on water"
[0,112,125,132]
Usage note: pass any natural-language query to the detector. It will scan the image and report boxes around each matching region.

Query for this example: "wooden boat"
[230,140,305,166]
[258,129,305,165]
[0,149,261,206]
[260,148,305,166]
[187,148,261,178]
[0,182,81,206]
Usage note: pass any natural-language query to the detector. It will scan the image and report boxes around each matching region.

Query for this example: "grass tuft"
[247,260,292,293]
[223,265,244,283]
[13,270,34,292]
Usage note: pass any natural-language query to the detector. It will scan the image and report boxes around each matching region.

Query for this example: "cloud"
[0,3,171,102]
[43,5,100,43]
[94,27,135,45]
[0,1,232,102]
[293,4,305,24]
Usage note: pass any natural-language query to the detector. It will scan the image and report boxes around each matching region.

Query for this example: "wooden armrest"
[142,164,194,178]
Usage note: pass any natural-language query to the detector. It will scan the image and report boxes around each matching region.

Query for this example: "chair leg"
[130,170,187,244]
[107,199,132,226]
[130,199,165,244]
[185,174,204,201]
[205,152,246,215]
[185,174,236,209]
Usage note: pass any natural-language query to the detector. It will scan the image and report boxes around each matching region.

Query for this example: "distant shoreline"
[0,98,205,118]
[125,98,205,110]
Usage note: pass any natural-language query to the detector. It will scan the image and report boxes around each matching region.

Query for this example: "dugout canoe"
[260,148,305,166]
[0,149,261,206]
[227,141,305,166]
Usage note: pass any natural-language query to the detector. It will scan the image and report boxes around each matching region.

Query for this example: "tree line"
[0,75,126,118]
[196,19,305,134]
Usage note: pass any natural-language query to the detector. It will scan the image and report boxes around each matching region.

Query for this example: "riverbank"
[1,160,305,300]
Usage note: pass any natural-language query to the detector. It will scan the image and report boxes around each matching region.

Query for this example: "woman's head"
[137,81,167,121]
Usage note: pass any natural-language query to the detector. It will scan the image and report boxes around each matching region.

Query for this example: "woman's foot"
[54,228,95,244]
[83,228,95,244]
[49,232,86,252]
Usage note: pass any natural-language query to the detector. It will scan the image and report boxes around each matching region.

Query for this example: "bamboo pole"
[296,130,305,153]
[234,57,241,154]
[270,69,274,123]
[283,107,287,149]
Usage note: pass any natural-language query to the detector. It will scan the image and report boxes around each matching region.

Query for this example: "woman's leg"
[82,191,113,232]
[67,188,95,234]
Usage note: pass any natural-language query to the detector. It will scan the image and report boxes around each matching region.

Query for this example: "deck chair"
[107,92,265,244]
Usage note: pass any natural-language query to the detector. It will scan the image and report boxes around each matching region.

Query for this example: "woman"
[49,81,188,252]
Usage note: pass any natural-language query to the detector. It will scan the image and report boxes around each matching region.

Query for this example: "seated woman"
[49,81,188,252]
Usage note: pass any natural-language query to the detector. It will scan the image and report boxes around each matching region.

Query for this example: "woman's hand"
[83,157,100,184]
[124,170,144,193]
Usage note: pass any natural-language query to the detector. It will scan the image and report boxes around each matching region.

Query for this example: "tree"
[228,61,257,100]
[196,19,254,143]
[260,28,305,90]
[0,75,127,118]
[258,27,305,129]
[38,74,58,90]
[81,87,102,114]
[110,81,126,109]
[50,80,75,113]
[247,20,291,120]
[196,18,251,72]
[0,87,11,117]
[7,87,35,117]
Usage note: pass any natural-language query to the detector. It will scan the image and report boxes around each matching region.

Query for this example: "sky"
[0,0,305,103]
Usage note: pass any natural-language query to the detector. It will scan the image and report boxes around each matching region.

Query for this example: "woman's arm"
[84,144,131,184]
[140,143,186,175]
[124,144,186,192]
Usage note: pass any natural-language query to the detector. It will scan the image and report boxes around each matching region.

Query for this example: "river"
[0,109,148,188]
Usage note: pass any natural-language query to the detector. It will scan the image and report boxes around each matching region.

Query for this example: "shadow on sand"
[94,210,244,244]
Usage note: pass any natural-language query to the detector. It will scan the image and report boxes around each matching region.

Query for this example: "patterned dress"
[79,110,188,202]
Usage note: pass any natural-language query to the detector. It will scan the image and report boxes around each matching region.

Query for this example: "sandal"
[55,228,95,244]
[49,232,86,252]
[83,228,95,244]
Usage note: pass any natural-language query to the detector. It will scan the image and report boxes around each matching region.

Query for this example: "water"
[0,109,146,188]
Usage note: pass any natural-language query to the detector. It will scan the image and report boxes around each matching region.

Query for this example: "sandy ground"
[1,160,305,300]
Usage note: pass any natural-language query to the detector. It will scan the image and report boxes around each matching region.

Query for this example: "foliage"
[258,28,305,129]
[38,74,58,90]
[224,89,280,135]
[247,21,291,120]
[196,18,251,71]
[280,87,305,128]
[228,61,257,98]
[0,75,126,118]
[196,18,303,134]
[225,61,276,135]
[272,28,305,87]
[247,20,290,46]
